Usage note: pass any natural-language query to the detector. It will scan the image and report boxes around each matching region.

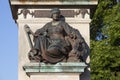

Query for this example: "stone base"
[23,62,86,80]
[30,73,80,80]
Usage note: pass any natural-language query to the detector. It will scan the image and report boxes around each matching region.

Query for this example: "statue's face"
[52,13,60,21]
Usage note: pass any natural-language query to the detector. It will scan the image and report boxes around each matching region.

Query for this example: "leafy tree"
[90,0,120,80]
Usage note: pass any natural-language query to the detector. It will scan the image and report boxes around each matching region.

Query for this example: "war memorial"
[9,0,98,80]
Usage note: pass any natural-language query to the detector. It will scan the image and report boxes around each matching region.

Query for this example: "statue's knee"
[47,47,57,53]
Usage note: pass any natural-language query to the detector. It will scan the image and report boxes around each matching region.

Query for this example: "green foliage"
[90,1,120,80]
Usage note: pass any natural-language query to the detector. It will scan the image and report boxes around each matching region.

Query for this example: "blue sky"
[0,0,18,80]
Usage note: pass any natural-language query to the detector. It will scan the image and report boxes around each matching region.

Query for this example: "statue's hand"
[29,49,38,57]
[34,34,39,37]
[69,49,77,54]
[24,25,31,33]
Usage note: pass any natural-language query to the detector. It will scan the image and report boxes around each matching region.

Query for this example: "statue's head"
[51,8,60,14]
[50,8,61,21]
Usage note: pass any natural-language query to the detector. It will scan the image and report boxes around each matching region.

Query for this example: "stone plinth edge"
[23,62,87,76]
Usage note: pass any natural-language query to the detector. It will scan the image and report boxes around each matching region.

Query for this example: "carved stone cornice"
[17,9,90,19]
[9,0,98,21]
[33,10,75,18]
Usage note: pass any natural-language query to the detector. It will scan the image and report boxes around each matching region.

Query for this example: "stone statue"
[25,8,87,64]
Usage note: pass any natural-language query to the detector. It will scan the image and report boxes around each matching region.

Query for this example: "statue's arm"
[63,22,82,40]
[63,22,86,57]
[63,22,73,36]
[33,23,49,42]
[34,23,48,37]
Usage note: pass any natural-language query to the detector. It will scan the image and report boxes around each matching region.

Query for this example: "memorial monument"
[9,0,98,80]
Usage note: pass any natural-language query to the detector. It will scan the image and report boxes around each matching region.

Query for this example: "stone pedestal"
[23,62,87,80]
[30,73,79,80]
[30,73,80,80]
[9,0,98,80]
